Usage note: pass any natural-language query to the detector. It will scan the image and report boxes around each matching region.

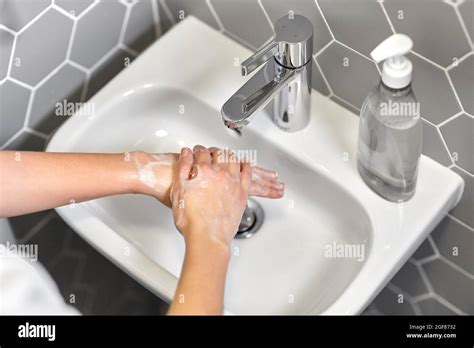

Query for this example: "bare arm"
[168,146,255,315]
[0,151,283,218]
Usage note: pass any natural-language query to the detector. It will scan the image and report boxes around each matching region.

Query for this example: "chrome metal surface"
[235,198,264,239]
[222,15,313,132]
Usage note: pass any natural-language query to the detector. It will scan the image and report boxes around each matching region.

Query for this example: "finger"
[208,147,221,164]
[252,166,279,182]
[176,147,194,181]
[193,145,212,166]
[210,147,240,177]
[240,162,252,192]
[249,181,284,198]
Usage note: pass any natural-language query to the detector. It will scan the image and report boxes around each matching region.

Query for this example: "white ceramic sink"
[47,17,463,314]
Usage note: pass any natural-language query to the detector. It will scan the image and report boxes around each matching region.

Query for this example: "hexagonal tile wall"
[0,80,31,144]
[164,0,220,31]
[384,0,471,68]
[318,0,392,57]
[316,41,379,109]
[449,54,474,115]
[1,0,473,316]
[55,0,95,17]
[0,28,14,80]
[211,0,274,48]
[28,64,86,134]
[0,0,51,32]
[10,8,73,86]
[70,1,126,69]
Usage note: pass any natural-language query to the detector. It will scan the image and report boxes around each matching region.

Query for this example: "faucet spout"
[222,59,298,130]
[221,14,314,132]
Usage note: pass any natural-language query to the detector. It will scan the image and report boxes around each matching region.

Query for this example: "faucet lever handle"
[241,40,278,76]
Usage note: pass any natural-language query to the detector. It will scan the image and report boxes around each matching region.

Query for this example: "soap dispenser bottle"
[357,34,422,202]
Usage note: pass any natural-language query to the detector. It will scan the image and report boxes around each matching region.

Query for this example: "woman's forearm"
[168,232,230,315]
[0,151,174,217]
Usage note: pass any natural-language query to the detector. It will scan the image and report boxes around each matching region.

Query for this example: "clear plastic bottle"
[357,81,422,202]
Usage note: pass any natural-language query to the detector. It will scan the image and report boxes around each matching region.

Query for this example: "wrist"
[184,228,231,260]
[128,151,176,206]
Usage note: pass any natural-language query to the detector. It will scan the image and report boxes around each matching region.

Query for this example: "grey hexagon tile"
[450,54,474,116]
[417,297,457,315]
[211,0,273,48]
[28,215,74,267]
[391,262,428,297]
[164,0,219,30]
[317,41,379,108]
[0,29,14,80]
[4,130,46,151]
[412,238,435,261]
[70,1,126,68]
[421,119,452,166]
[385,0,471,67]
[0,0,51,31]
[8,210,52,242]
[459,1,473,44]
[49,253,85,293]
[408,53,461,125]
[261,0,332,54]
[28,64,86,134]
[311,59,330,96]
[86,48,134,99]
[55,0,94,17]
[450,167,474,227]
[158,0,174,33]
[440,114,473,174]
[318,0,392,57]
[0,80,30,145]
[123,0,157,53]
[432,215,473,275]
[373,287,416,315]
[10,8,73,86]
[423,259,473,314]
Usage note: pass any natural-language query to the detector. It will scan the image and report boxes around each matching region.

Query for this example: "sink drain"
[235,199,264,239]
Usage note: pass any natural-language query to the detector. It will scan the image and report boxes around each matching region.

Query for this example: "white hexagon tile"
[1,0,472,316]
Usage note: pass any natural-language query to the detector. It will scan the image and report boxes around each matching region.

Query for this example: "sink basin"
[47,17,463,314]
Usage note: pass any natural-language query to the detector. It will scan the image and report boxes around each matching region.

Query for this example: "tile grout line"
[378,0,396,35]
[17,211,56,244]
[257,0,274,32]
[450,164,474,178]
[437,110,464,128]
[24,127,48,140]
[446,50,473,71]
[206,0,224,32]
[118,0,133,45]
[151,0,163,38]
[453,3,473,50]
[438,254,474,280]
[313,55,334,96]
[314,0,335,40]
[159,0,176,26]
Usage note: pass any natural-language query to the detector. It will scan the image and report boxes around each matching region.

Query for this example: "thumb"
[176,147,194,181]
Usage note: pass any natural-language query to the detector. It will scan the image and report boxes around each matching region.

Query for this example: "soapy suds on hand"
[133,153,174,192]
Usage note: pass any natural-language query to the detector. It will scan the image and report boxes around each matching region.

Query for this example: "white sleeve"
[0,256,81,315]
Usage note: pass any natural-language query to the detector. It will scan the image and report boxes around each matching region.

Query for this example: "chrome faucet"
[221,15,313,132]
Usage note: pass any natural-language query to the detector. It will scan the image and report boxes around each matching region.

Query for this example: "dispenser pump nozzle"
[370,34,413,89]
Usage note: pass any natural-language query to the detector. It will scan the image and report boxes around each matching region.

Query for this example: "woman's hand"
[170,146,252,249]
[134,148,284,209]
